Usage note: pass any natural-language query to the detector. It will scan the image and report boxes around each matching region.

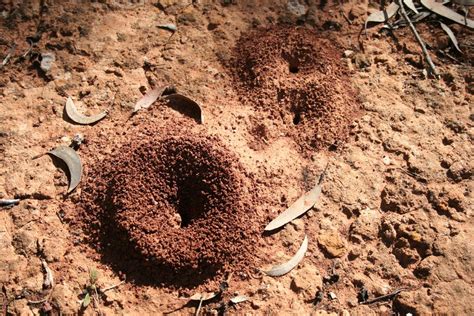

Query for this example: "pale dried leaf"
[440,22,462,53]
[189,292,216,301]
[47,146,82,193]
[133,86,169,113]
[65,97,107,125]
[230,295,249,304]
[264,235,308,277]
[265,183,321,231]
[158,23,177,32]
[365,2,400,30]
[421,0,474,28]
[404,0,419,14]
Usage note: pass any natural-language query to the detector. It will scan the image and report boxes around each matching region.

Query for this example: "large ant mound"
[229,25,360,152]
[75,129,257,288]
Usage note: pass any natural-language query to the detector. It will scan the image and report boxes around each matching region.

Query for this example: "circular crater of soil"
[76,133,256,288]
[229,25,360,152]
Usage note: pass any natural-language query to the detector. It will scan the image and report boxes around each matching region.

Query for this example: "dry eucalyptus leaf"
[133,86,170,113]
[47,146,82,193]
[265,183,321,231]
[158,23,177,32]
[189,292,217,301]
[403,0,419,14]
[440,22,462,53]
[163,93,204,124]
[230,295,249,304]
[365,2,400,30]
[65,97,107,125]
[421,0,474,28]
[264,235,308,277]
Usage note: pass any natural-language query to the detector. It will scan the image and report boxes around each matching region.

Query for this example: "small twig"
[100,281,125,294]
[195,297,204,316]
[362,288,406,304]
[1,46,15,68]
[397,0,439,77]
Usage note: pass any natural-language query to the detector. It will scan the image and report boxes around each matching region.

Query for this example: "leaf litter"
[65,97,107,125]
[420,0,474,28]
[47,146,82,193]
[264,169,325,231]
[264,234,308,277]
[440,22,463,52]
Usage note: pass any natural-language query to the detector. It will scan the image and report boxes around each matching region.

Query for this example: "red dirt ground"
[0,0,472,315]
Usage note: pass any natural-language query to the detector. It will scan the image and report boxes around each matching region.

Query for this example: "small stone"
[343,50,354,58]
[290,265,323,300]
[287,0,307,17]
[318,229,347,258]
[40,52,55,72]
[382,156,391,165]
[328,292,337,300]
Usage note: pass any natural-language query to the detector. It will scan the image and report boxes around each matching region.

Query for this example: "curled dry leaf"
[189,292,217,301]
[65,97,107,125]
[264,235,308,277]
[158,23,177,32]
[403,0,419,14]
[47,146,82,193]
[133,86,171,113]
[82,292,91,308]
[230,295,249,304]
[0,199,20,207]
[420,0,474,28]
[265,182,322,231]
[365,2,400,30]
[440,22,462,53]
[41,260,54,289]
[163,93,204,124]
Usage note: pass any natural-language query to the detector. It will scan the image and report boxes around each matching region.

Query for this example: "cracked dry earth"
[0,0,473,315]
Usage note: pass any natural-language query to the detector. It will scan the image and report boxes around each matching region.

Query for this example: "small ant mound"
[74,130,257,289]
[229,25,360,152]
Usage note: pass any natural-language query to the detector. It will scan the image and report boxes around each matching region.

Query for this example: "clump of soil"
[73,122,258,288]
[229,25,360,151]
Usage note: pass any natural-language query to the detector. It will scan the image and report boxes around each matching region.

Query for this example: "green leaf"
[82,292,91,308]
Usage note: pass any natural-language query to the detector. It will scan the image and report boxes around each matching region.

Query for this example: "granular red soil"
[229,25,361,152]
[72,118,258,288]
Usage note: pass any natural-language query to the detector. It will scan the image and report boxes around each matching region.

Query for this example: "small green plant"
[80,268,99,310]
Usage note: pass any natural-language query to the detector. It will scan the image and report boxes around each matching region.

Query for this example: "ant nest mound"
[229,25,360,152]
[76,130,257,288]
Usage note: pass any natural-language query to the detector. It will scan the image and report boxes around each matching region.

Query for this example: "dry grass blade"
[440,22,463,53]
[265,183,321,231]
[65,97,107,125]
[163,93,204,124]
[47,146,82,193]
[264,235,308,277]
[420,0,474,28]
[404,0,419,14]
[365,2,400,30]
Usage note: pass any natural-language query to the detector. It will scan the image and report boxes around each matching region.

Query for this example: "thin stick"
[100,281,125,293]
[362,288,406,304]
[195,297,204,316]
[397,0,439,77]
